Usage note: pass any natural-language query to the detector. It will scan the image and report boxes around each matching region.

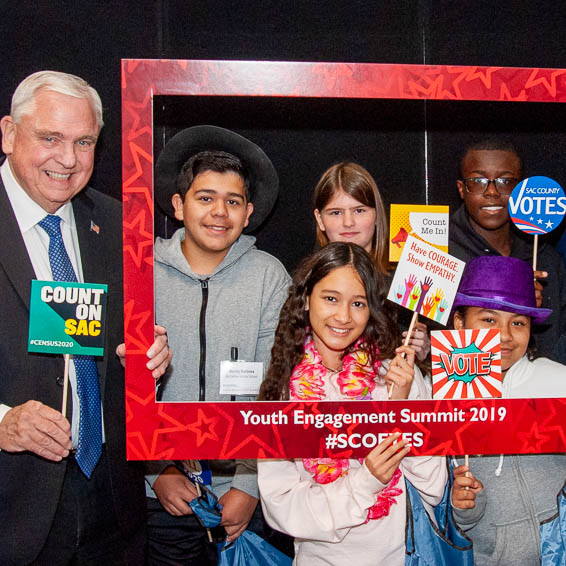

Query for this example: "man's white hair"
[11,70,103,129]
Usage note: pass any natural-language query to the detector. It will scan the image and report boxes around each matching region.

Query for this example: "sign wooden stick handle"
[532,234,538,271]
[388,311,419,398]
[61,354,70,418]
[194,482,213,543]
[464,454,470,479]
[404,311,419,348]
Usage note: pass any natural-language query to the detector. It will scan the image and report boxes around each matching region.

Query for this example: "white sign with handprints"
[387,235,466,326]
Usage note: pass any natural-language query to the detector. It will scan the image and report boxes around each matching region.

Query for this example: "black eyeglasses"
[461,177,519,195]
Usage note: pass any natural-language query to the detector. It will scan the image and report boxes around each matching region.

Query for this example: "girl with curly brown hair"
[257,242,446,566]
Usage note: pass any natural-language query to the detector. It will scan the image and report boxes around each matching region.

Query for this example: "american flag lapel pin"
[90,220,100,234]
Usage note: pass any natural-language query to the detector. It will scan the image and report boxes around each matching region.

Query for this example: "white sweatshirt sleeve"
[258,458,386,542]
[401,455,448,506]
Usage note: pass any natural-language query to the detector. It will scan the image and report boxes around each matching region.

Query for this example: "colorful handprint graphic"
[415,276,433,314]
[428,288,444,319]
[395,284,404,304]
[435,298,449,323]
[422,295,435,317]
[402,274,417,307]
[408,284,421,310]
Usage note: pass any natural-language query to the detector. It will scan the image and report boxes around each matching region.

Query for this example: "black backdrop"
[2,0,566,270]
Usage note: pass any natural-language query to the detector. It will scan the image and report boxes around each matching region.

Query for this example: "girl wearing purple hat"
[449,255,566,565]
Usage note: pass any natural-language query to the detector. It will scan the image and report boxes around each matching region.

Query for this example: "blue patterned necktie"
[38,214,102,478]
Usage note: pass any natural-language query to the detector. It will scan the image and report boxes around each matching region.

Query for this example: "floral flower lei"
[290,335,381,402]
[290,335,402,521]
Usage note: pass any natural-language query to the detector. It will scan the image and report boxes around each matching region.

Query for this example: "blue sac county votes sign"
[28,281,108,356]
[508,176,566,235]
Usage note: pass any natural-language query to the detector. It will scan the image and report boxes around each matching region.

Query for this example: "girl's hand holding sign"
[365,433,411,485]
[384,345,416,400]
[402,321,431,361]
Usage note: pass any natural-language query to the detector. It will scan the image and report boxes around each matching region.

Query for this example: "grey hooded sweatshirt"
[452,356,566,565]
[146,228,290,499]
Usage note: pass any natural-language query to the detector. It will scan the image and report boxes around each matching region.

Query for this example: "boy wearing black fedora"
[146,126,290,564]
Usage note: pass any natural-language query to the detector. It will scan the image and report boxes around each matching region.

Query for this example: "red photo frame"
[122,59,566,461]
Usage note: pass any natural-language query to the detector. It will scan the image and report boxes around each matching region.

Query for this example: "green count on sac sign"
[28,281,108,356]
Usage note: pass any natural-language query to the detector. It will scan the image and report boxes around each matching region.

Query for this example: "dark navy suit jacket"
[0,171,145,564]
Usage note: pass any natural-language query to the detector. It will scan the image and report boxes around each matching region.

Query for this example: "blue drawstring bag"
[188,483,223,528]
[218,530,292,566]
[189,483,291,565]
[540,483,566,565]
[405,459,474,566]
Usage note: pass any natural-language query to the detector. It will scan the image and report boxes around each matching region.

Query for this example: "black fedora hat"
[155,125,278,233]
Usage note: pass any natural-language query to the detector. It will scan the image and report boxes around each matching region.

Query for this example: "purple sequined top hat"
[452,256,552,325]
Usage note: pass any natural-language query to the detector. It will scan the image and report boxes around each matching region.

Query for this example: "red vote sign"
[431,329,502,400]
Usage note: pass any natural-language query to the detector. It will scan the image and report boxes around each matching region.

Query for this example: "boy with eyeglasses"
[448,138,566,363]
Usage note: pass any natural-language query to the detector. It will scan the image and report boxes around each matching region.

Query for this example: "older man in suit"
[0,71,171,565]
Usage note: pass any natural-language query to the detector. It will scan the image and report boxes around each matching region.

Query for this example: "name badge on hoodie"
[220,360,263,395]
